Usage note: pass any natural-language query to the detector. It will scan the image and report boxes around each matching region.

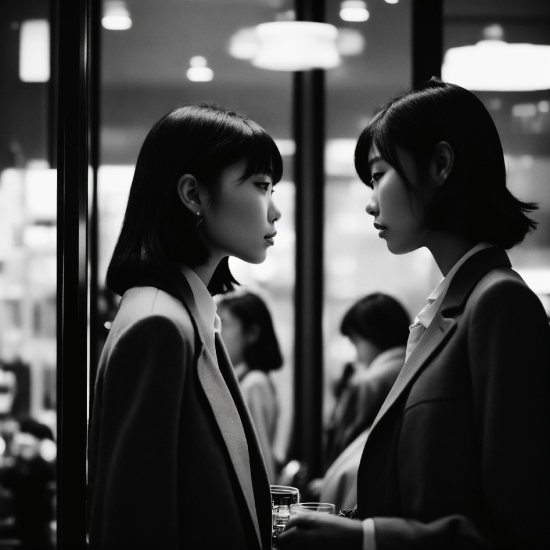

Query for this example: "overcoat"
[357,247,550,549]
[86,273,272,550]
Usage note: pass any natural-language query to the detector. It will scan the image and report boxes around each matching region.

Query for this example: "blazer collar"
[158,265,212,349]
[440,247,511,316]
[369,247,511,434]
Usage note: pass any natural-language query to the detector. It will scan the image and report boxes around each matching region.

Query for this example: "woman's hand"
[276,513,363,550]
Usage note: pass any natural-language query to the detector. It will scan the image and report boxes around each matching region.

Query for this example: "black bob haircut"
[217,292,283,373]
[107,104,283,297]
[355,78,538,249]
[340,292,410,352]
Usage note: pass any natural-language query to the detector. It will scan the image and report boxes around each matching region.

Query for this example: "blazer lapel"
[160,270,264,549]
[369,314,456,433]
[368,247,512,435]
[196,339,263,550]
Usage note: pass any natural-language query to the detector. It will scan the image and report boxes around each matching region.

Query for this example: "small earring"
[196,212,204,227]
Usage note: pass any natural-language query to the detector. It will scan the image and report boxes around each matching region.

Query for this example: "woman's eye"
[368,172,383,188]
[256,182,271,192]
[372,172,383,183]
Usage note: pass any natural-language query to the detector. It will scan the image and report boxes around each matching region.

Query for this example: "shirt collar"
[181,266,221,334]
[416,243,493,329]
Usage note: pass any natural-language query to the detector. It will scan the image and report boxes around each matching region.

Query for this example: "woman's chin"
[386,240,416,256]
[235,250,268,265]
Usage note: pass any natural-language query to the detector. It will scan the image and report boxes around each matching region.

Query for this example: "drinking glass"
[271,485,299,549]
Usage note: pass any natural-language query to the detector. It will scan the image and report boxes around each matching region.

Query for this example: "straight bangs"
[189,110,283,186]
[355,108,411,188]
[356,99,438,214]
[238,120,284,185]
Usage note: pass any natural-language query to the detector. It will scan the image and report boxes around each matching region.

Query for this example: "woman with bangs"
[87,104,282,550]
[278,80,549,550]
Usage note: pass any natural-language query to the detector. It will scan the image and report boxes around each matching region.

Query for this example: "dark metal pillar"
[412,0,444,86]
[292,0,325,480]
[88,0,101,410]
[56,0,95,546]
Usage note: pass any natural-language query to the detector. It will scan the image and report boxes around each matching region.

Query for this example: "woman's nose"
[366,196,378,217]
[270,197,282,223]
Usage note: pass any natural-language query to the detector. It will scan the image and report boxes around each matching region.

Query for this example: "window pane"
[443,0,550,313]
[0,1,57,547]
[324,1,423,421]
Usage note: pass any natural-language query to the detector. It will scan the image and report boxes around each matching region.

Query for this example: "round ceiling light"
[252,21,340,71]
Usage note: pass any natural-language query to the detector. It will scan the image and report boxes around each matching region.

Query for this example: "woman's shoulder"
[467,265,549,329]
[112,286,195,341]
[471,266,540,308]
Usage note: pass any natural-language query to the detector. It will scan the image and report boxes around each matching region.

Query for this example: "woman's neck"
[188,257,222,288]
[426,232,479,277]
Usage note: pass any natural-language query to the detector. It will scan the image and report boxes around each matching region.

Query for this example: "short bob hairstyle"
[217,292,283,373]
[106,104,283,297]
[340,292,410,352]
[355,78,538,249]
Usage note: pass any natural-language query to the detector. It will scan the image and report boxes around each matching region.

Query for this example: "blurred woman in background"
[325,292,409,470]
[319,293,409,512]
[218,291,283,483]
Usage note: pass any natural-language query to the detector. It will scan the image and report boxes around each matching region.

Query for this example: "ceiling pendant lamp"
[442,24,550,92]
[252,21,340,71]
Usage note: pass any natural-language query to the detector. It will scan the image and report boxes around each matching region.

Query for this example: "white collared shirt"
[362,242,493,550]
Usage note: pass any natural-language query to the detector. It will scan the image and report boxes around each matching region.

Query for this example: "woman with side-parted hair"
[217,291,283,483]
[86,104,282,550]
[278,80,550,550]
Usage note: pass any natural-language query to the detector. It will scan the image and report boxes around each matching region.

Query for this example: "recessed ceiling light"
[19,19,50,82]
[340,1,369,23]
[102,1,132,31]
[186,56,213,82]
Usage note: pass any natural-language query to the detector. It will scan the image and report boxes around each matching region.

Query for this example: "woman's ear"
[177,174,203,215]
[430,141,454,186]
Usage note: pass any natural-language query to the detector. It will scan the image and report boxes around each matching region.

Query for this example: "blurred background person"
[305,293,409,508]
[324,293,409,470]
[0,418,56,550]
[218,291,283,483]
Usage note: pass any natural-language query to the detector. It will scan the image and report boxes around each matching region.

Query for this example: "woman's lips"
[265,231,277,245]
[374,222,387,238]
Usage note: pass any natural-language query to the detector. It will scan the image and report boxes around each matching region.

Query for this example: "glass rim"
[290,502,335,510]
[270,484,300,494]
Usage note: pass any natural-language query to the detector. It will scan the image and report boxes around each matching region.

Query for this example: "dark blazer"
[357,247,550,549]
[86,274,272,550]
